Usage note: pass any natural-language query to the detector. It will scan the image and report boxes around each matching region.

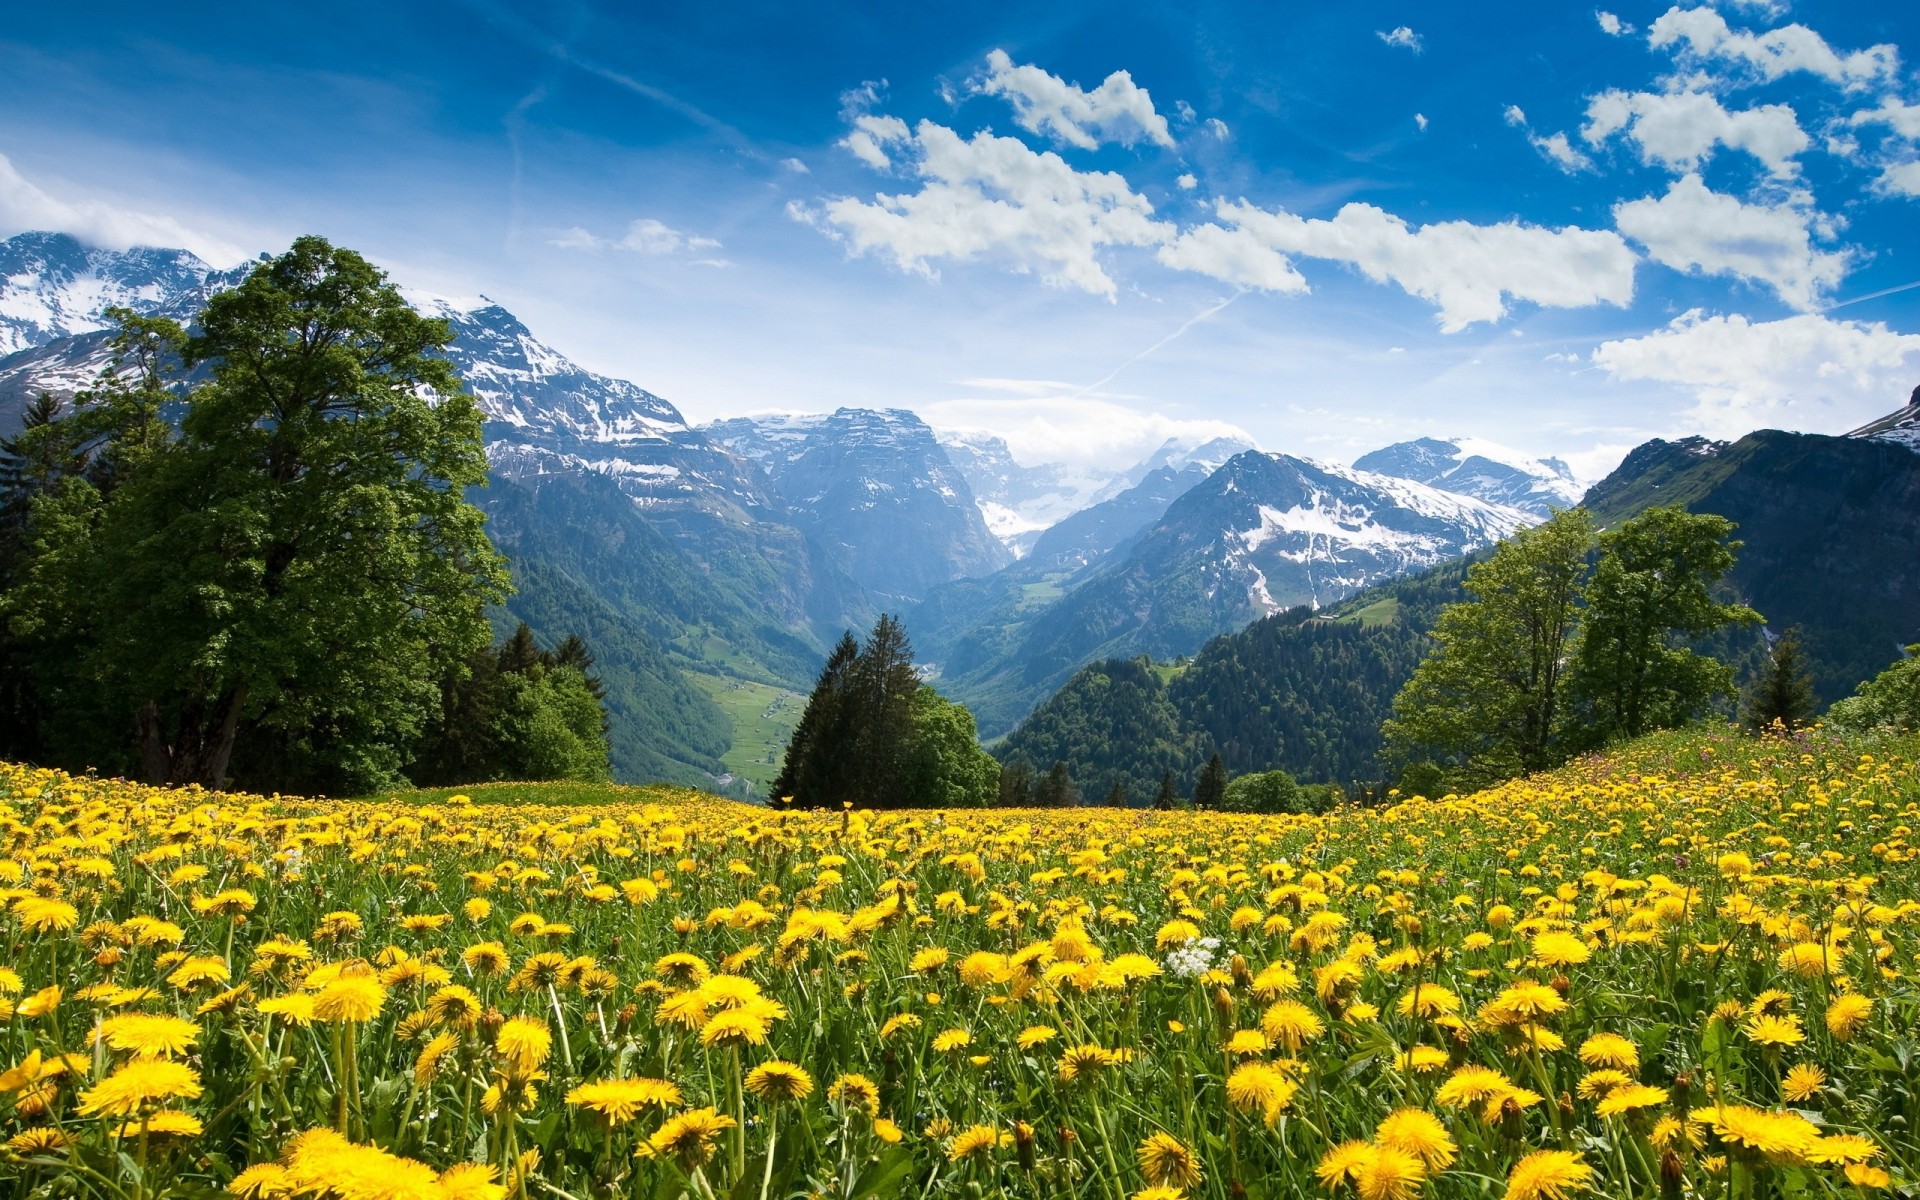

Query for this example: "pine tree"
[1153,770,1179,810]
[1194,753,1228,810]
[997,758,1034,807]
[1743,626,1816,732]
[1035,760,1078,808]
[771,631,858,806]
[1103,780,1128,807]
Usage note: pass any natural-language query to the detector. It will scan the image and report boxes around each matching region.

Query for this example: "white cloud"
[974,49,1175,150]
[1592,309,1920,436]
[551,217,721,255]
[1204,118,1231,140]
[1529,131,1595,173]
[1647,7,1899,91]
[0,152,247,267]
[1176,173,1198,190]
[1875,160,1920,198]
[1612,173,1846,309]
[923,393,1253,469]
[1596,11,1632,36]
[798,120,1172,298]
[1160,199,1637,332]
[1505,106,1592,172]
[1850,97,1920,140]
[1581,89,1808,176]
[780,157,810,173]
[1377,26,1423,52]
[839,114,911,169]
[1414,113,1429,131]
[1175,100,1198,123]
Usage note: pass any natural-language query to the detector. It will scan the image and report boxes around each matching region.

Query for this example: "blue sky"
[3,0,1919,476]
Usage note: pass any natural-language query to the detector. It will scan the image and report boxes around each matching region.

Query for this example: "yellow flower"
[1017,1024,1058,1049]
[1316,1140,1375,1190]
[1529,932,1591,968]
[1576,1033,1638,1070]
[827,1073,880,1114]
[932,1027,973,1053]
[13,896,80,933]
[78,1060,203,1117]
[699,1008,770,1049]
[949,1124,1010,1161]
[1595,1085,1669,1118]
[744,1060,813,1103]
[1781,1063,1826,1103]
[1374,1108,1457,1170]
[95,1013,200,1059]
[1504,1149,1592,1200]
[1137,1132,1203,1189]
[495,1016,552,1071]
[566,1078,683,1125]
[1741,1013,1805,1049]
[1261,1000,1325,1050]
[1825,993,1872,1041]
[639,1107,736,1167]
[113,1108,202,1139]
[311,975,385,1024]
[1356,1145,1426,1200]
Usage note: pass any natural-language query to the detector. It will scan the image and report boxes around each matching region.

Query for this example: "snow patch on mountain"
[1352,436,1580,516]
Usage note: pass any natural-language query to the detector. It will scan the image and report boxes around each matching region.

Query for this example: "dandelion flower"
[1374,1108,1457,1170]
[744,1060,813,1103]
[311,976,385,1024]
[78,1060,203,1117]
[1825,993,1872,1041]
[1576,1033,1638,1070]
[949,1125,1009,1162]
[1138,1132,1203,1189]
[566,1078,683,1125]
[639,1107,735,1167]
[1781,1063,1826,1103]
[1504,1149,1592,1200]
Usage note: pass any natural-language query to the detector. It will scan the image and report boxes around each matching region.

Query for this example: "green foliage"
[1193,752,1227,810]
[774,616,993,808]
[411,624,612,785]
[1220,768,1303,814]
[1565,506,1759,747]
[994,656,1201,804]
[901,685,1000,808]
[1033,760,1079,808]
[0,238,510,793]
[1384,509,1595,789]
[1826,644,1920,734]
[1742,626,1817,733]
[997,758,1035,806]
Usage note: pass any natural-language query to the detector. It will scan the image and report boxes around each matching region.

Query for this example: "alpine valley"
[5,229,1916,795]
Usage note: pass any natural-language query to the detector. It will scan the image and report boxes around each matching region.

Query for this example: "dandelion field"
[2,728,1918,1200]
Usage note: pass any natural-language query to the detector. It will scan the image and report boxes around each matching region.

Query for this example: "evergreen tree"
[1035,760,1078,808]
[1153,770,1178,810]
[1566,506,1759,746]
[997,758,1035,807]
[1742,627,1817,732]
[1194,752,1228,810]
[771,631,858,806]
[0,394,84,553]
[1103,780,1129,807]
[1383,509,1594,789]
[409,627,611,785]
[842,614,921,806]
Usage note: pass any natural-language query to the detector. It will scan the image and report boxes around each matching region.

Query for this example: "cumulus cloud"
[0,152,247,267]
[1612,174,1846,309]
[551,217,722,257]
[839,114,911,169]
[1176,173,1198,190]
[923,393,1254,469]
[1581,89,1809,177]
[1377,27,1423,52]
[1415,113,1429,131]
[1874,160,1920,198]
[1204,118,1231,140]
[974,49,1174,150]
[1506,106,1593,173]
[1596,11,1632,37]
[1648,7,1899,91]
[1159,199,1637,332]
[1850,97,1920,140]
[1592,309,1920,436]
[797,120,1172,298]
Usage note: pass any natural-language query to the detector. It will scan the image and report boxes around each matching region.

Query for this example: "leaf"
[850,1145,918,1200]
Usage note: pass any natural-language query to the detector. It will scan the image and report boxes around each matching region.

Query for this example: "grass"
[688,671,806,791]
[353,779,705,806]
[1339,596,1401,628]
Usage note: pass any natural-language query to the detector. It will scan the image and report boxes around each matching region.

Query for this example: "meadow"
[1,726,1916,1200]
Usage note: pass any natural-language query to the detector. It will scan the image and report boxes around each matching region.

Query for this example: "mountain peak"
[1846,386,1920,452]
[1352,434,1581,517]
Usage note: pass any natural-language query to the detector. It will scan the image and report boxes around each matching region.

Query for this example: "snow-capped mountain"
[0,231,219,355]
[1847,386,1920,452]
[705,409,1010,603]
[933,429,1123,554]
[920,448,1537,735]
[1353,436,1580,517]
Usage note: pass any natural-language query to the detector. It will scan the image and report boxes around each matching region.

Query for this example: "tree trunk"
[137,685,250,790]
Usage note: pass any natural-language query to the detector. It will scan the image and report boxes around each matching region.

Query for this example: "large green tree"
[1,237,509,791]
[1565,506,1758,746]
[1741,627,1817,733]
[1825,645,1920,734]
[1383,508,1594,787]
[900,685,999,808]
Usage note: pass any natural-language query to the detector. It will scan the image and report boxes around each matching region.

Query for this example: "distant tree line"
[0,237,606,794]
